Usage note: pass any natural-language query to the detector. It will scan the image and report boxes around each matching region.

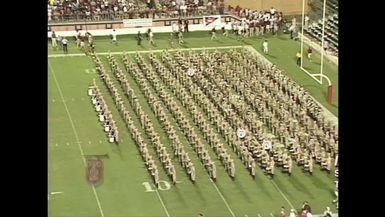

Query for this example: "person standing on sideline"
[178,30,184,44]
[280,206,288,217]
[296,51,302,66]
[302,201,312,213]
[304,15,310,29]
[211,27,217,40]
[87,32,93,46]
[111,29,117,45]
[307,47,313,62]
[62,37,68,54]
[323,207,332,217]
[262,40,269,54]
[289,209,296,217]
[222,24,228,37]
[184,19,189,32]
[137,31,142,46]
[51,31,57,50]
[148,29,155,45]
[75,30,81,47]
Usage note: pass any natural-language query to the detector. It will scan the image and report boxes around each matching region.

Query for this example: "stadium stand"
[48,0,225,22]
[305,0,338,54]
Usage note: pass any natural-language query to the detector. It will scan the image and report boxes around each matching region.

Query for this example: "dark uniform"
[137,31,142,45]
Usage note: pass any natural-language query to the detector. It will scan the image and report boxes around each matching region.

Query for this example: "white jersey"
[263,42,268,49]
[112,32,117,40]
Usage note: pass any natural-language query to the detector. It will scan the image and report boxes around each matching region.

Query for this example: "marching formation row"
[88,81,119,143]
[88,47,338,185]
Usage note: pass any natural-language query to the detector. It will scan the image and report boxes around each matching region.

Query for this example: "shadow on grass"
[233,178,253,203]
[286,169,315,199]
[192,181,207,203]
[253,173,274,199]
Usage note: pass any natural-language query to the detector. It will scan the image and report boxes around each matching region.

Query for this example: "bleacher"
[48,0,224,23]
[305,0,338,55]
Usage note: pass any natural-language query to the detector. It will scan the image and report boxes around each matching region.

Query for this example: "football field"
[48,31,338,217]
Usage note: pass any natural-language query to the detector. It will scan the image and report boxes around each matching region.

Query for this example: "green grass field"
[48,31,338,217]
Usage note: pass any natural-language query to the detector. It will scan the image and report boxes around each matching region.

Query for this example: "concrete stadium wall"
[48,15,238,37]
[48,23,234,37]
[224,0,309,15]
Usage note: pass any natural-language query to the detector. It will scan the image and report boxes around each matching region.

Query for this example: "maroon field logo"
[86,159,103,185]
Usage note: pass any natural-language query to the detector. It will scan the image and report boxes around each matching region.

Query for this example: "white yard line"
[48,45,245,58]
[155,189,171,217]
[270,180,295,210]
[48,61,105,217]
[209,178,236,217]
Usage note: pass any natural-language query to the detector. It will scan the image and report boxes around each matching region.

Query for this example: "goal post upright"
[300,0,306,67]
[320,0,327,85]
[300,0,334,104]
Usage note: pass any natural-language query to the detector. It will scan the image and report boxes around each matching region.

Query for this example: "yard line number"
[142,181,171,192]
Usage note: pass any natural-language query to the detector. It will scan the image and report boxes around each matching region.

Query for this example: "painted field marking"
[209,178,236,217]
[50,191,64,195]
[155,189,171,217]
[270,180,295,210]
[141,181,171,217]
[270,213,274,217]
[258,214,262,217]
[49,61,105,217]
